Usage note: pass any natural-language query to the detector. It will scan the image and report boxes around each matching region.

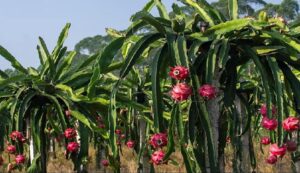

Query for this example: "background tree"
[258,0,299,20]
[71,35,113,69]
[74,35,112,55]
[211,0,267,18]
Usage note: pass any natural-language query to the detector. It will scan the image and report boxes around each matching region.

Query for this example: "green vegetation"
[0,0,299,173]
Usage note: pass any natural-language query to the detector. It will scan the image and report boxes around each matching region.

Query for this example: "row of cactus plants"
[0,0,299,172]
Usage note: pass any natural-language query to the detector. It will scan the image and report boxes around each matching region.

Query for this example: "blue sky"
[0,0,282,70]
